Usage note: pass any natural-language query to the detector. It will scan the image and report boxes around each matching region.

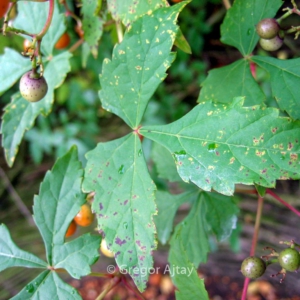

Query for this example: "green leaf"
[255,183,266,196]
[33,146,86,265]
[220,0,282,55]
[0,224,47,272]
[169,226,209,300]
[154,190,194,245]
[1,52,71,166]
[107,0,168,26]
[141,98,300,196]
[99,3,186,128]
[11,271,82,300]
[199,59,265,106]
[174,28,192,54]
[0,48,31,94]
[14,0,66,56]
[252,56,300,120]
[82,134,157,291]
[53,234,101,279]
[174,197,209,267]
[151,142,181,182]
[82,0,103,53]
[201,192,239,242]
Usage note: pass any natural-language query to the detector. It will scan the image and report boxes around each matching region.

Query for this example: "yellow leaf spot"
[146,39,150,44]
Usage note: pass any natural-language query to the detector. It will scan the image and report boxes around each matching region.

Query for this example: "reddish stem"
[36,0,55,39]
[121,276,146,300]
[241,195,264,300]
[266,189,300,217]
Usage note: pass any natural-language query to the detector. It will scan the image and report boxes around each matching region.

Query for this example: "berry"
[278,248,300,272]
[65,220,77,237]
[241,256,266,279]
[259,36,283,51]
[0,0,9,19]
[74,203,94,227]
[256,18,280,39]
[19,71,48,102]
[55,32,70,50]
[23,39,35,55]
[100,239,114,258]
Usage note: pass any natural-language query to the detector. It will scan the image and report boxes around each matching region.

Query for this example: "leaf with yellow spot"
[141,97,300,196]
[99,3,187,128]
[82,134,157,291]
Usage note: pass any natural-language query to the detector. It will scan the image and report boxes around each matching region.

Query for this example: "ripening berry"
[74,203,94,227]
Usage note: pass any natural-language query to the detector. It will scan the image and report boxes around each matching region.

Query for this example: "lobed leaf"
[199,59,265,106]
[82,0,103,53]
[0,48,31,95]
[99,3,186,128]
[220,0,282,56]
[11,270,82,300]
[53,234,101,279]
[1,52,71,166]
[33,146,86,265]
[252,56,300,120]
[154,190,194,245]
[107,0,168,26]
[168,226,209,300]
[13,0,65,56]
[0,224,47,272]
[151,142,181,182]
[141,98,300,195]
[82,134,157,291]
[200,192,239,242]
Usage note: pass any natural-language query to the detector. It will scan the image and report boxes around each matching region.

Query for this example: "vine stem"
[222,0,231,10]
[116,21,123,43]
[266,189,300,217]
[241,195,264,300]
[36,0,55,39]
[121,276,146,300]
[95,276,121,300]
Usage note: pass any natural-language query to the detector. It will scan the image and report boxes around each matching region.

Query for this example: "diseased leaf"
[220,0,282,55]
[107,0,167,26]
[141,98,300,196]
[151,142,181,182]
[99,3,186,128]
[82,0,103,53]
[252,56,300,120]
[199,59,265,106]
[201,192,239,242]
[33,146,86,264]
[14,0,65,56]
[154,190,194,245]
[11,271,82,300]
[1,52,71,166]
[82,134,157,291]
[0,224,47,272]
[169,226,209,300]
[0,48,31,94]
[53,234,101,279]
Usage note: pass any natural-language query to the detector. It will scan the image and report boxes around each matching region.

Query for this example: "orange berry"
[0,0,9,19]
[55,32,70,50]
[74,203,94,227]
[65,220,77,237]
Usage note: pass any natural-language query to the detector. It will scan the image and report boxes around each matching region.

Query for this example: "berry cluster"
[241,241,300,282]
[256,18,283,51]
[65,203,95,237]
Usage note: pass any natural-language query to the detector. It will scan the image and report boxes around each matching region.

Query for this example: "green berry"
[19,71,48,102]
[241,256,266,279]
[278,248,300,272]
[259,36,283,51]
[256,18,280,39]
